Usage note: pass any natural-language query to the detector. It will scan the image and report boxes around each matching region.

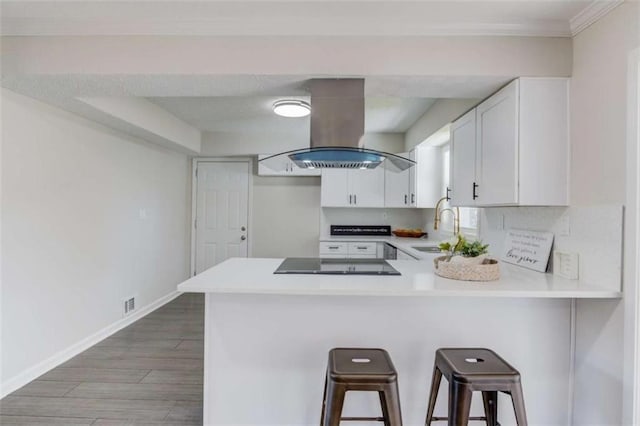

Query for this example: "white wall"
[252,176,321,258]
[571,1,639,205]
[201,131,305,157]
[2,36,572,78]
[570,2,640,424]
[404,99,478,150]
[0,89,190,394]
[361,133,404,153]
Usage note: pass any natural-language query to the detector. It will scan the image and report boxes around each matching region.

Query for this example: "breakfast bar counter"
[177,257,621,425]
[178,257,621,299]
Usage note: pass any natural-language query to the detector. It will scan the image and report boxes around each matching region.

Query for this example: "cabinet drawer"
[347,242,377,255]
[319,242,348,255]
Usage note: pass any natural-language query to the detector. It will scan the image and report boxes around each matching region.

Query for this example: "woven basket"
[433,256,500,281]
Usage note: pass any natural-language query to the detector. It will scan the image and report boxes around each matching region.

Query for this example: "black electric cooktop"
[274,258,401,275]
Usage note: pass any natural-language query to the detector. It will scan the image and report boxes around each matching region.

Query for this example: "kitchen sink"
[411,246,441,253]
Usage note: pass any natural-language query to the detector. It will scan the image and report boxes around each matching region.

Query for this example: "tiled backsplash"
[480,205,623,290]
[321,204,623,290]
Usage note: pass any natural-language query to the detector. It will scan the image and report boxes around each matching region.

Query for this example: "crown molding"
[570,0,624,36]
[0,18,572,37]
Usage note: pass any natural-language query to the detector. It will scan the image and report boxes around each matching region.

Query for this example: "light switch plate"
[553,251,579,280]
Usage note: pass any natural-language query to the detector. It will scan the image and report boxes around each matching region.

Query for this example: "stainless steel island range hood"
[259,79,415,172]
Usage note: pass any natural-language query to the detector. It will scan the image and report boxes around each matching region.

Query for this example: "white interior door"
[195,161,250,274]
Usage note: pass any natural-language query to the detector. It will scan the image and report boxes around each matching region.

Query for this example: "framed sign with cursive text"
[501,229,554,272]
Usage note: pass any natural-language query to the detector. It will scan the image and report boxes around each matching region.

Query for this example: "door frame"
[190,157,254,276]
[624,47,640,425]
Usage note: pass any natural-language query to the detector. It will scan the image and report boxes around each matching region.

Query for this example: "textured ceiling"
[1,0,600,149]
[0,74,502,141]
[148,96,436,133]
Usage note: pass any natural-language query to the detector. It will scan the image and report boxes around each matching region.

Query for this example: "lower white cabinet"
[321,168,385,207]
[319,241,379,258]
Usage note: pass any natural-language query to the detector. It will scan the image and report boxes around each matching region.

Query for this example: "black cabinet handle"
[411,193,415,204]
[354,194,357,204]
[446,187,451,201]
[473,182,479,200]
[404,194,408,205]
[349,195,353,204]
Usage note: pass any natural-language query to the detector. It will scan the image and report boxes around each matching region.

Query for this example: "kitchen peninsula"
[177,258,620,425]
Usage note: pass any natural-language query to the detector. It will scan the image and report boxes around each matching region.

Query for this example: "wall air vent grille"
[124,297,135,315]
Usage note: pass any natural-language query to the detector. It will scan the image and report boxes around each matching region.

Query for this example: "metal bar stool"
[320,348,403,426]
[425,348,528,426]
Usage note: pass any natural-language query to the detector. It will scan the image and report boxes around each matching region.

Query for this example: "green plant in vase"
[439,234,490,265]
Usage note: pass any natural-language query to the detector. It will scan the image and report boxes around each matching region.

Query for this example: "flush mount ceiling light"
[272,100,311,118]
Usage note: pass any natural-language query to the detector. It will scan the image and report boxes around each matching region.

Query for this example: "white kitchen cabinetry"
[450,110,477,206]
[321,168,385,207]
[319,241,378,258]
[258,155,321,176]
[384,148,442,208]
[384,152,411,207]
[449,78,569,207]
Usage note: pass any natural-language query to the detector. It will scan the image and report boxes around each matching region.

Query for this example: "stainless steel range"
[274,258,401,276]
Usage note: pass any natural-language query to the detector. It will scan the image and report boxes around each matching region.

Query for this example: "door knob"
[241,226,246,231]
[241,235,246,241]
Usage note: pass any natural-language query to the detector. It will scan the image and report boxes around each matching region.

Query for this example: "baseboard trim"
[1,290,182,398]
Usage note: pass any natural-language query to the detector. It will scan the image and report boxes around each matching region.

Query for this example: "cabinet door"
[384,152,410,207]
[412,147,443,208]
[408,150,417,206]
[349,167,385,207]
[476,80,519,205]
[450,109,477,206]
[321,169,350,207]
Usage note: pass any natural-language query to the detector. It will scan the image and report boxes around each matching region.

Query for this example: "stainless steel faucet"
[434,196,461,235]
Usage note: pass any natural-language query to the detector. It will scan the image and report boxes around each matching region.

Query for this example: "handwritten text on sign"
[501,229,554,272]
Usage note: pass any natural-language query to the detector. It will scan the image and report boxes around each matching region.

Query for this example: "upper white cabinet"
[384,148,442,208]
[410,147,442,208]
[321,167,385,207]
[384,152,411,207]
[257,155,321,176]
[449,78,569,207]
[450,109,477,206]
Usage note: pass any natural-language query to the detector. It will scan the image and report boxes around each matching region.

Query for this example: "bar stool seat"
[425,348,528,426]
[320,348,403,426]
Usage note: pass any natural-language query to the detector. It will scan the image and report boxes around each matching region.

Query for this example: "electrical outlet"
[553,251,579,280]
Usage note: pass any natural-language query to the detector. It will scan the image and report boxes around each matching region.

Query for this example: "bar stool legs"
[425,365,442,424]
[424,348,528,426]
[481,391,498,426]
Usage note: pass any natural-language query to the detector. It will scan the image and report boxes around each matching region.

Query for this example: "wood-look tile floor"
[0,293,204,426]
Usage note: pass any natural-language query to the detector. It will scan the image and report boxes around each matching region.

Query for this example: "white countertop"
[178,257,621,298]
[319,235,440,259]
